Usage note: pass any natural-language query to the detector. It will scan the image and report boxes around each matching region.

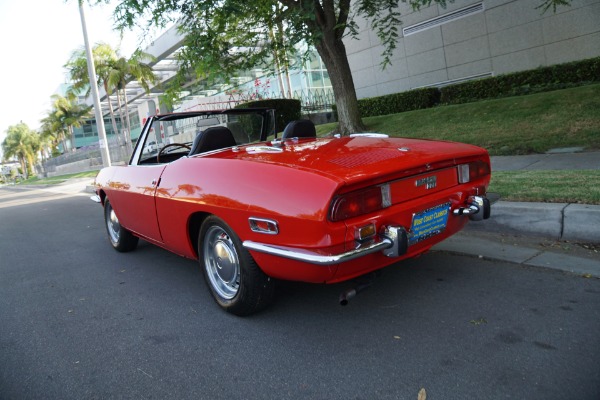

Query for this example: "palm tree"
[48,93,92,152]
[108,49,158,151]
[65,43,123,146]
[2,123,39,178]
[31,131,49,163]
[38,117,63,157]
[66,45,158,153]
[40,110,69,153]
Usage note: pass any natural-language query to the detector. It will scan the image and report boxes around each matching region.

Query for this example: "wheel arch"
[97,189,107,205]
[188,211,212,259]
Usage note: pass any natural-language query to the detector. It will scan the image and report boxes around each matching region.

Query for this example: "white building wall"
[345,0,600,99]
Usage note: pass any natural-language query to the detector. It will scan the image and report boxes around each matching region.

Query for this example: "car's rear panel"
[209,136,491,283]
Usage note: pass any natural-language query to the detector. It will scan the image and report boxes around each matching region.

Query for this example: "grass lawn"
[489,170,600,205]
[316,84,600,156]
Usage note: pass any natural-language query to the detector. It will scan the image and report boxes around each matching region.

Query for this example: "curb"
[468,201,600,243]
[433,233,600,278]
[563,204,600,242]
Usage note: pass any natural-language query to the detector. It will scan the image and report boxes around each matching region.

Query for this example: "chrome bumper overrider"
[452,195,491,221]
[243,196,491,266]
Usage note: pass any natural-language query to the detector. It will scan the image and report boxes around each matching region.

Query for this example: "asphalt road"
[1,185,599,400]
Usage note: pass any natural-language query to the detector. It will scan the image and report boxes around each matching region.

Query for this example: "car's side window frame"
[130,117,156,166]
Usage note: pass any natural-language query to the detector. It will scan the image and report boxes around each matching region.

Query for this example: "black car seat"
[189,126,237,156]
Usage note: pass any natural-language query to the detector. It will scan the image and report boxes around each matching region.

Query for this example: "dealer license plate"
[409,202,450,245]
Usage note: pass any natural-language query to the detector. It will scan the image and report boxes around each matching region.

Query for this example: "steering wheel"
[157,143,191,163]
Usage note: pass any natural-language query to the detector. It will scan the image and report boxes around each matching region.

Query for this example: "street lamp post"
[78,1,111,167]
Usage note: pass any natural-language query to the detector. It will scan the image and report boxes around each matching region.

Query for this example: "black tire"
[104,199,139,252]
[199,216,275,316]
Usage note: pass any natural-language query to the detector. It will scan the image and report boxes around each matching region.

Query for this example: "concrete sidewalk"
[486,150,600,243]
[433,149,600,277]
[433,229,600,278]
[491,149,600,171]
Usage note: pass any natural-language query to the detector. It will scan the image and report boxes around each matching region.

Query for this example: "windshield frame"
[129,108,276,166]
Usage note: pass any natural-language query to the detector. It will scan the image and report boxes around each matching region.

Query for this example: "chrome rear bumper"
[243,226,408,266]
[244,196,490,266]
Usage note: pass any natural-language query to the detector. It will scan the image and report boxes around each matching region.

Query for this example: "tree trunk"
[122,89,134,154]
[26,154,35,178]
[104,82,122,146]
[115,91,129,153]
[314,36,365,135]
[269,26,286,97]
[276,19,292,98]
[18,156,27,179]
[69,126,75,151]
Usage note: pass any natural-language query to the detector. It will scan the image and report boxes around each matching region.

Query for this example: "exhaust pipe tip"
[339,281,374,306]
[339,289,357,306]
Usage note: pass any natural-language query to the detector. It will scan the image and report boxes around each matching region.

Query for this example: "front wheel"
[199,216,275,316]
[104,199,139,252]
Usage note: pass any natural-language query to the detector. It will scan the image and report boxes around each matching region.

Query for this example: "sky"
[0,0,145,148]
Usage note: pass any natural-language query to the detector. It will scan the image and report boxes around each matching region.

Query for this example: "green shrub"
[440,56,600,104]
[241,58,599,125]
[236,98,301,132]
[357,88,440,118]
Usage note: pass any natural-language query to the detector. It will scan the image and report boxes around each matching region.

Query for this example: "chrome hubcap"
[203,226,240,300]
[107,206,121,244]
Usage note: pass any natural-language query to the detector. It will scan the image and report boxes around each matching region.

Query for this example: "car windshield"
[135,108,275,165]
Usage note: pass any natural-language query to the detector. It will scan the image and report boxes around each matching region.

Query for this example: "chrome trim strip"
[349,133,389,138]
[243,237,393,266]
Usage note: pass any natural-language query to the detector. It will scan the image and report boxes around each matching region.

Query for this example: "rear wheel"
[104,199,139,252]
[199,216,275,316]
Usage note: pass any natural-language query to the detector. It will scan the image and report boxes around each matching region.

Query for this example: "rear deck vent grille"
[329,149,400,168]
[403,3,484,36]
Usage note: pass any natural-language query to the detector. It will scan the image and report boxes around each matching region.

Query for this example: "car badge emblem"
[398,147,410,152]
[415,176,437,190]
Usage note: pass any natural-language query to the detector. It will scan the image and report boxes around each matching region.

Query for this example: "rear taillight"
[329,184,390,222]
[458,161,490,183]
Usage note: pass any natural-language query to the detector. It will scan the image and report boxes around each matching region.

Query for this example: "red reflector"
[470,161,490,181]
[256,220,270,230]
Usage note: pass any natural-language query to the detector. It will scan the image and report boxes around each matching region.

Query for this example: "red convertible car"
[92,108,491,315]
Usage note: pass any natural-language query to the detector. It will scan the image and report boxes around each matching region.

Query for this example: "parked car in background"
[92,108,491,315]
[143,140,157,154]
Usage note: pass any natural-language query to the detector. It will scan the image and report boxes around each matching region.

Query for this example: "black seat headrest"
[281,119,316,140]
[189,126,237,156]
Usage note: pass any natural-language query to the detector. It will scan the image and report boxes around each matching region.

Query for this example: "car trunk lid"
[224,136,489,189]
